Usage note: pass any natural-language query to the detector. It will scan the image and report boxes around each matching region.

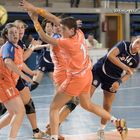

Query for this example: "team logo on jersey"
[93,80,98,86]
[10,46,14,52]
[42,67,45,72]
[129,62,133,66]
[119,56,125,61]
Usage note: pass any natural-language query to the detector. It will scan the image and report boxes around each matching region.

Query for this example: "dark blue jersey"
[94,41,139,79]
[18,40,27,51]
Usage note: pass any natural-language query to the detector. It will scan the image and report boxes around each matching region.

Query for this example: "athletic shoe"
[115,119,128,140]
[33,130,45,139]
[44,125,65,140]
[45,124,51,135]
[97,129,105,140]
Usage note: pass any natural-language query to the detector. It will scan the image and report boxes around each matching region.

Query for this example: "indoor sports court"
[0,0,140,140]
[0,73,140,139]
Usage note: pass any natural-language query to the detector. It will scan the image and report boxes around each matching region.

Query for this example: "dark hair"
[1,23,17,40]
[41,19,53,31]
[60,17,77,33]
[88,33,94,36]
[14,20,28,29]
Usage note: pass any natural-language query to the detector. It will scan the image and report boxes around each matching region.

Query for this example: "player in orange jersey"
[0,23,32,140]
[20,1,128,140]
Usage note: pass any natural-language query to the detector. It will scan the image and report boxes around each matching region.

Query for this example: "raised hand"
[19,0,36,12]
[125,66,133,76]
[110,81,120,93]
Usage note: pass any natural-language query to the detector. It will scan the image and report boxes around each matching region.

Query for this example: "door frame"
[105,13,123,41]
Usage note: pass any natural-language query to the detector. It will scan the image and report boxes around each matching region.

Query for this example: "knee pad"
[30,81,39,91]
[16,78,27,91]
[25,99,36,114]
[0,103,7,116]
[65,97,79,112]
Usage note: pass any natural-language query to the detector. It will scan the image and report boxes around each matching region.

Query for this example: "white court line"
[62,128,140,137]
[35,105,140,111]
[32,86,140,99]
[112,106,140,109]
[0,128,139,139]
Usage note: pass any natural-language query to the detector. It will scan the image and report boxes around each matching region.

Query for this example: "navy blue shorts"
[92,68,117,93]
[38,55,54,73]
[16,77,29,91]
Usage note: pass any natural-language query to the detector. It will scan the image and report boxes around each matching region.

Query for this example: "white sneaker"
[33,130,45,139]
[115,119,128,140]
[97,129,105,140]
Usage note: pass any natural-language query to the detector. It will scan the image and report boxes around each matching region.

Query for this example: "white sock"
[100,124,106,130]
[110,116,117,124]
[51,135,58,140]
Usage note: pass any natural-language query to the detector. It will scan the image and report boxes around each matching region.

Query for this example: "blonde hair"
[14,20,28,29]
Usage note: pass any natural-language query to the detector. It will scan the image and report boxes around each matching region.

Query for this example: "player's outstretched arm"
[28,12,58,47]
[19,0,61,25]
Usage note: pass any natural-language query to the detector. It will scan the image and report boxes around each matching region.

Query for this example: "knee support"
[66,102,77,112]
[65,97,79,112]
[0,103,7,116]
[25,99,36,114]
[30,81,39,91]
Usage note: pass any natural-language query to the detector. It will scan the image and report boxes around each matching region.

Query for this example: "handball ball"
[0,5,8,26]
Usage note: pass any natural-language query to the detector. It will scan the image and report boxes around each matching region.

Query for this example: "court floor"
[0,72,140,140]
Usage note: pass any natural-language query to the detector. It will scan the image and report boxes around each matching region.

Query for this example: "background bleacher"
[2,12,100,41]
[1,0,140,47]
[130,14,140,36]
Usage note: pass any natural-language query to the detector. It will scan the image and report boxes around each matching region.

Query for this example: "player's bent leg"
[45,97,79,139]
[61,97,79,121]
[5,95,25,139]
[0,112,14,129]
[115,119,128,140]
[101,90,116,125]
[49,92,72,139]
[97,91,116,140]
[30,81,39,91]
[0,103,7,116]
[20,87,44,139]
[79,93,111,121]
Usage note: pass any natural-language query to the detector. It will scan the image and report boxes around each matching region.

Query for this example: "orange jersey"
[50,46,67,71]
[0,42,24,84]
[57,29,91,75]
[11,45,24,84]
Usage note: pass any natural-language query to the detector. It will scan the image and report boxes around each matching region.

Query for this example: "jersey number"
[80,44,86,59]
[125,56,132,63]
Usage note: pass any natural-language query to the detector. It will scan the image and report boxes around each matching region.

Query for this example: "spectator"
[71,0,80,7]
[85,33,101,49]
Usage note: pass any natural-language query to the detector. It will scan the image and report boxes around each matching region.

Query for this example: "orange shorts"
[58,69,92,96]
[53,70,67,87]
[0,80,19,103]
